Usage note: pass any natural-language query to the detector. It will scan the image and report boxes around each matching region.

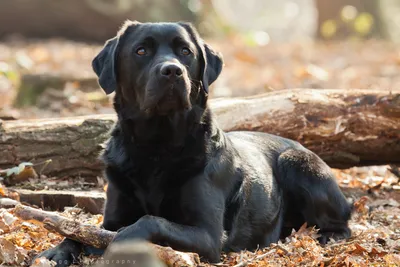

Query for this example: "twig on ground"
[0,197,21,208]
[8,200,200,267]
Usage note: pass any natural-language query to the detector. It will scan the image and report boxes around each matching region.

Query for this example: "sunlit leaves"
[341,5,358,22]
[0,165,399,266]
[0,203,104,266]
[5,162,34,178]
[0,184,6,197]
[0,160,53,186]
[0,238,27,265]
[243,31,270,47]
[321,20,337,39]
[354,12,374,36]
[320,5,375,39]
[0,62,19,85]
[0,162,38,186]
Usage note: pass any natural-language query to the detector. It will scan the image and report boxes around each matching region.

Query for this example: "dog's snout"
[160,63,183,79]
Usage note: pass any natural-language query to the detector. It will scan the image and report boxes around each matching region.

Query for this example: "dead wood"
[1,89,399,178]
[13,189,105,214]
[11,202,200,267]
[0,197,21,208]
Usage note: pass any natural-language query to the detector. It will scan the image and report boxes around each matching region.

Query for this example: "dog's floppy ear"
[92,20,139,95]
[202,43,223,92]
[92,37,119,94]
[178,22,223,93]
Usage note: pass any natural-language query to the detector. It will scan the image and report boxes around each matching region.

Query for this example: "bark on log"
[0,116,112,178]
[14,189,105,214]
[0,186,373,213]
[0,89,399,178]
[0,189,105,214]
[11,202,200,267]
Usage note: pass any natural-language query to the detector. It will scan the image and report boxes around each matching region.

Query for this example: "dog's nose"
[160,63,183,79]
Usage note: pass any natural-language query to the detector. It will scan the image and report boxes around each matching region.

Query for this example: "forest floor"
[0,37,399,266]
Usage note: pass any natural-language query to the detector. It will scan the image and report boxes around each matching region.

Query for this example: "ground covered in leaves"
[0,166,399,266]
[0,38,399,266]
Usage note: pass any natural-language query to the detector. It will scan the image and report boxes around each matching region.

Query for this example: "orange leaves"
[347,242,388,266]
[0,162,38,186]
[332,165,400,191]
[233,51,258,64]
[383,254,400,266]
[0,212,62,256]
[0,184,7,197]
[0,202,108,266]
[220,200,400,267]
[295,64,330,81]
[353,196,369,216]
[1,164,399,266]
[0,238,28,265]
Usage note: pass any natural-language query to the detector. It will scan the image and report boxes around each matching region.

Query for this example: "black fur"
[35,21,352,266]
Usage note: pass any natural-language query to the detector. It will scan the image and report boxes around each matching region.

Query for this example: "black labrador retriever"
[36,21,352,266]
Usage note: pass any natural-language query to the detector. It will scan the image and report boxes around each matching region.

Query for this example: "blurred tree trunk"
[0,0,197,42]
[363,0,386,39]
[378,0,400,42]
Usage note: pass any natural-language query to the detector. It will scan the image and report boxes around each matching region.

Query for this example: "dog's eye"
[181,47,191,56]
[136,47,147,56]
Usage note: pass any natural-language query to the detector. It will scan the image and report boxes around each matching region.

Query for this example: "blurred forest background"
[0,1,399,266]
[1,0,400,119]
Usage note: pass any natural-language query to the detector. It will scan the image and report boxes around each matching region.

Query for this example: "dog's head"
[92,21,223,116]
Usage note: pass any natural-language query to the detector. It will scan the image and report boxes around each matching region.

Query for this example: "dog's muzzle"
[143,61,191,115]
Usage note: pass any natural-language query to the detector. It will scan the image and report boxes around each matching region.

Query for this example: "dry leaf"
[0,238,17,264]
[0,184,7,197]
[353,196,369,214]
[2,162,38,186]
[352,243,368,255]
[234,51,258,64]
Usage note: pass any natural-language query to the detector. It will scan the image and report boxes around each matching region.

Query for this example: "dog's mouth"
[157,92,179,114]
[150,85,191,115]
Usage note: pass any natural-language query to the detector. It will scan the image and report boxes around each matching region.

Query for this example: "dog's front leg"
[112,181,225,263]
[112,215,221,263]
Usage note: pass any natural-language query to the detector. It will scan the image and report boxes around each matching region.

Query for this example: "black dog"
[36,21,352,266]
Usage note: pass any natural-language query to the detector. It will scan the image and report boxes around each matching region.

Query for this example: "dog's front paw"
[318,228,351,245]
[112,216,153,244]
[33,239,82,267]
[112,225,150,243]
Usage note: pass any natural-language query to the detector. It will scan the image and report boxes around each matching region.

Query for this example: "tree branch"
[10,202,200,267]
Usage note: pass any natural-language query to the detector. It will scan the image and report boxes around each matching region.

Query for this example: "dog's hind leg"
[276,148,352,244]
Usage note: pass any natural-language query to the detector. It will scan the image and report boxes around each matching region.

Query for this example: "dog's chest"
[133,177,164,215]
[130,167,184,219]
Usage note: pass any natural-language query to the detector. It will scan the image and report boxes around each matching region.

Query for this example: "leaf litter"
[0,162,398,266]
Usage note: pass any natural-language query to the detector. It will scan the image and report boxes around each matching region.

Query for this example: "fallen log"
[0,186,367,214]
[0,89,399,178]
[0,197,21,208]
[13,189,105,214]
[11,202,200,267]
